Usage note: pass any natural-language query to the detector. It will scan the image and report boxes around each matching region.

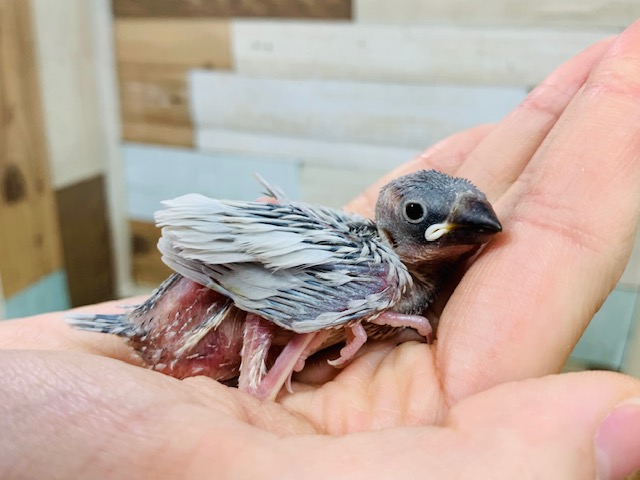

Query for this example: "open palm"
[3,23,640,480]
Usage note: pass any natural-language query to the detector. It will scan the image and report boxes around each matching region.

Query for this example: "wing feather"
[156,194,412,332]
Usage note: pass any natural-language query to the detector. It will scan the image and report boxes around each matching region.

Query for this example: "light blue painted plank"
[190,70,527,149]
[123,144,300,221]
[571,287,638,370]
[4,270,71,320]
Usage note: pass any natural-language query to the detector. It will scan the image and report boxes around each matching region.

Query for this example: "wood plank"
[232,21,610,86]
[123,143,299,220]
[113,0,352,19]
[122,122,194,147]
[130,220,172,286]
[115,19,232,69]
[0,0,64,298]
[56,176,116,307]
[196,128,420,171]
[118,63,191,126]
[190,71,526,148]
[355,0,639,29]
[31,0,106,189]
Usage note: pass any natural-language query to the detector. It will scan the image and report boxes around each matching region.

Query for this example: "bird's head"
[375,170,502,266]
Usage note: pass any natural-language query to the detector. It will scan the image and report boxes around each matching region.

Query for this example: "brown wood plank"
[56,176,116,307]
[130,220,172,286]
[113,0,352,19]
[122,122,194,147]
[0,0,64,298]
[115,19,232,69]
[118,63,191,127]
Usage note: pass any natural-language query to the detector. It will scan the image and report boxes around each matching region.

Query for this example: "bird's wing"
[155,194,412,332]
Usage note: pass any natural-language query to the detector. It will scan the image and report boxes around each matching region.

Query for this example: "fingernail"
[595,399,640,480]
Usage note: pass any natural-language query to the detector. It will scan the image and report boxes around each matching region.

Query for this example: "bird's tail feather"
[65,313,145,338]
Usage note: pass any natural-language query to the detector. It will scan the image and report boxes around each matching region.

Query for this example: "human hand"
[4,20,640,480]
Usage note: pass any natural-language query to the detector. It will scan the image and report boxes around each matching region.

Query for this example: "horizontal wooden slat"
[232,21,610,86]
[118,63,191,126]
[115,19,232,68]
[123,143,300,220]
[130,220,172,286]
[122,122,194,147]
[56,176,115,307]
[196,128,420,171]
[190,71,526,148]
[113,0,352,19]
[355,0,638,29]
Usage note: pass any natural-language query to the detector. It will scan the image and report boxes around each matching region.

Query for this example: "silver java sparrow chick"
[68,170,501,400]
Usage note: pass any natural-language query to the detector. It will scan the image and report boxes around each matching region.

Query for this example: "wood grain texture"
[113,0,352,19]
[0,0,64,298]
[355,0,638,29]
[115,19,232,69]
[56,176,115,307]
[119,63,192,126]
[232,21,609,86]
[31,0,106,190]
[122,122,194,147]
[130,220,172,286]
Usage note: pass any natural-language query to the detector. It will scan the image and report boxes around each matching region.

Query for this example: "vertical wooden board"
[56,175,116,307]
[232,21,609,86]
[31,0,106,190]
[114,19,232,69]
[0,0,64,298]
[113,0,352,19]
[122,122,194,147]
[130,220,172,286]
[118,63,192,126]
[190,71,526,148]
[355,0,639,29]
[196,128,420,171]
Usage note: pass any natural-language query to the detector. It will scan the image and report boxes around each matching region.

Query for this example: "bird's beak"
[425,193,502,244]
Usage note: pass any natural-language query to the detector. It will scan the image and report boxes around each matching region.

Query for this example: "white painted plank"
[232,21,610,86]
[300,164,386,209]
[196,128,421,171]
[30,0,106,189]
[355,0,638,29]
[123,144,300,221]
[191,71,526,148]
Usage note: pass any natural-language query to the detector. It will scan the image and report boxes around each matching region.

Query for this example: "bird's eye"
[403,201,426,223]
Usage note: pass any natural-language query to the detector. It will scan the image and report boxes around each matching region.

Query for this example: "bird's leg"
[254,332,318,401]
[327,323,368,367]
[368,312,433,343]
[238,314,274,395]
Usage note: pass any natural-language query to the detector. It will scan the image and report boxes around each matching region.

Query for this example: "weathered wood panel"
[191,71,525,148]
[31,0,106,190]
[113,0,352,19]
[119,63,191,126]
[122,122,194,147]
[232,21,609,86]
[0,0,64,298]
[130,219,172,286]
[56,176,115,307]
[355,0,638,29]
[196,128,419,171]
[115,19,232,69]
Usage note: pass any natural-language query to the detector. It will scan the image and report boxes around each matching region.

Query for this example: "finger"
[0,297,148,364]
[345,123,495,217]
[457,36,615,200]
[440,21,640,401]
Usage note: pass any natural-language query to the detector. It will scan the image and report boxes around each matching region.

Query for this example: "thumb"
[447,372,640,480]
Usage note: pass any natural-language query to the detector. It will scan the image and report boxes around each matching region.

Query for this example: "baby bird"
[68,170,501,400]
